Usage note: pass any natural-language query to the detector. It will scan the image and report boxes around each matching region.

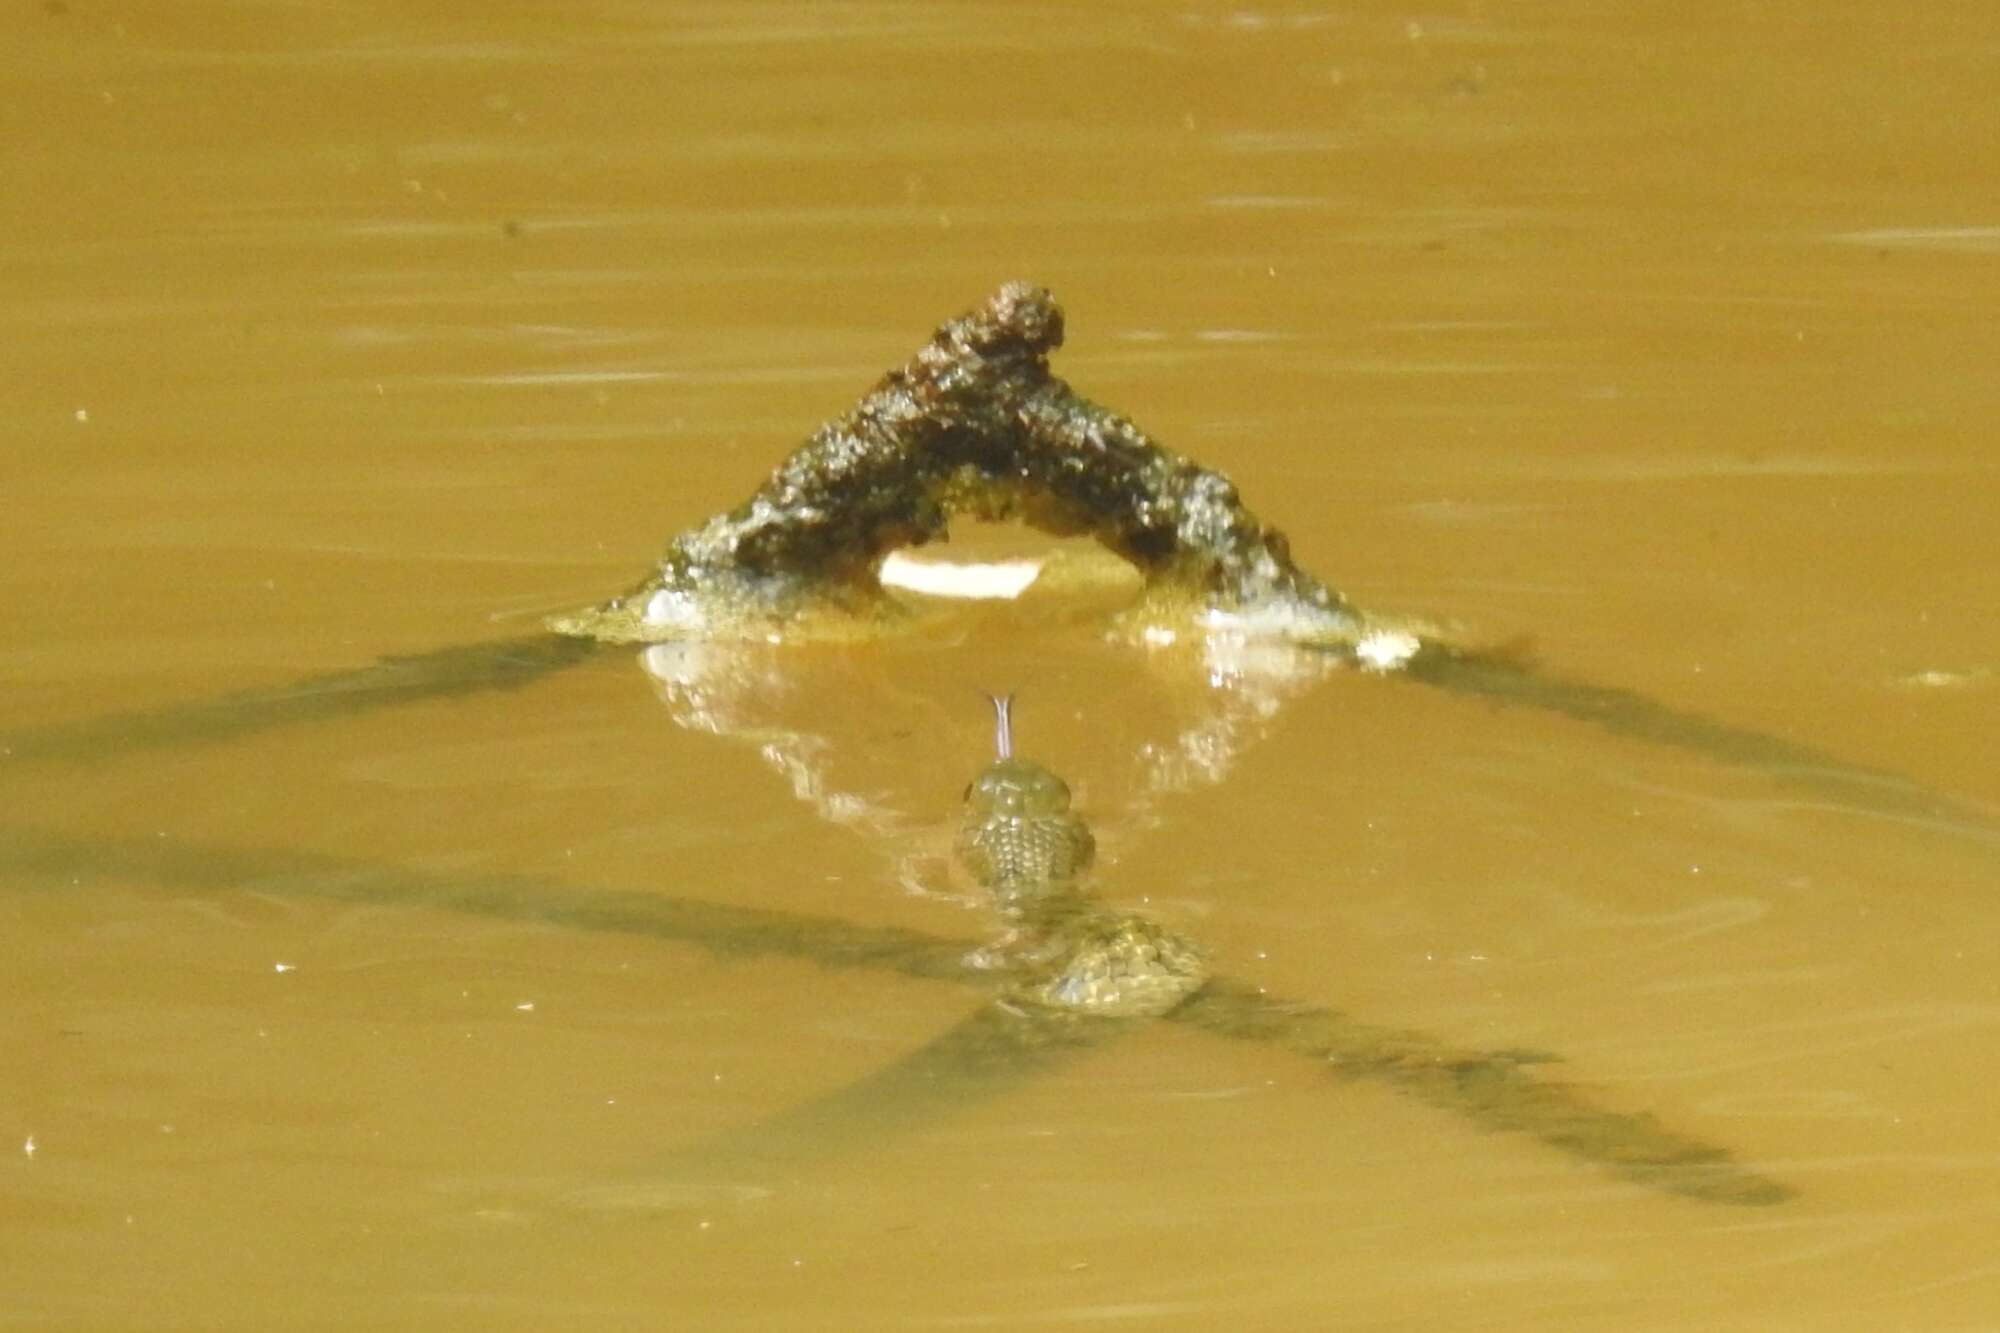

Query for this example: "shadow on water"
[6,596,1986,1212]
[0,822,1793,1207]
[5,632,1993,849]
[1403,643,2000,845]
[0,634,603,766]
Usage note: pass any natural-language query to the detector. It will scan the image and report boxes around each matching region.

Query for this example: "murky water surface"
[4,3,1998,1328]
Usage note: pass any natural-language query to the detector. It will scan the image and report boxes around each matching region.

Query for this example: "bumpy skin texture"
[549,283,1365,646]
[955,751,1207,1020]
[953,758,1097,899]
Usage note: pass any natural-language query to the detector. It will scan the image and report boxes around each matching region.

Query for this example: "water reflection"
[0,585,1802,1209]
[511,614,1799,1210]
[634,624,1345,840]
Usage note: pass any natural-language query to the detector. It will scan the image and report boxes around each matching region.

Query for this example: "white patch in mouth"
[878,550,1045,600]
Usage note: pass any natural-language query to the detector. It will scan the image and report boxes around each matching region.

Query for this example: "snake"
[956,694,1206,1019]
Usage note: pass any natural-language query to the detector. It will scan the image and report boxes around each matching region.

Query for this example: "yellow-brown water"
[5,3,1998,1327]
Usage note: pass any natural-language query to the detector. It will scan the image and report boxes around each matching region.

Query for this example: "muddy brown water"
[4,4,1998,1329]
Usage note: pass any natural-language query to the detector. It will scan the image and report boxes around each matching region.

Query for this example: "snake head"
[965,693,1074,816]
[957,695,1096,892]
[963,757,1076,819]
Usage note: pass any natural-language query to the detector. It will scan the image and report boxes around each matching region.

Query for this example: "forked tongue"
[987,693,1015,760]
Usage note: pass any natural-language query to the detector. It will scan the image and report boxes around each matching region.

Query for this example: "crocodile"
[544,282,1366,649]
[0,283,1972,1215]
[4,284,1990,852]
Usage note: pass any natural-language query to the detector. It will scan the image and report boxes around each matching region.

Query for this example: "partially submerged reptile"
[0,282,1980,1215]
[546,281,1373,651]
[957,694,1206,1019]
[6,284,1990,850]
